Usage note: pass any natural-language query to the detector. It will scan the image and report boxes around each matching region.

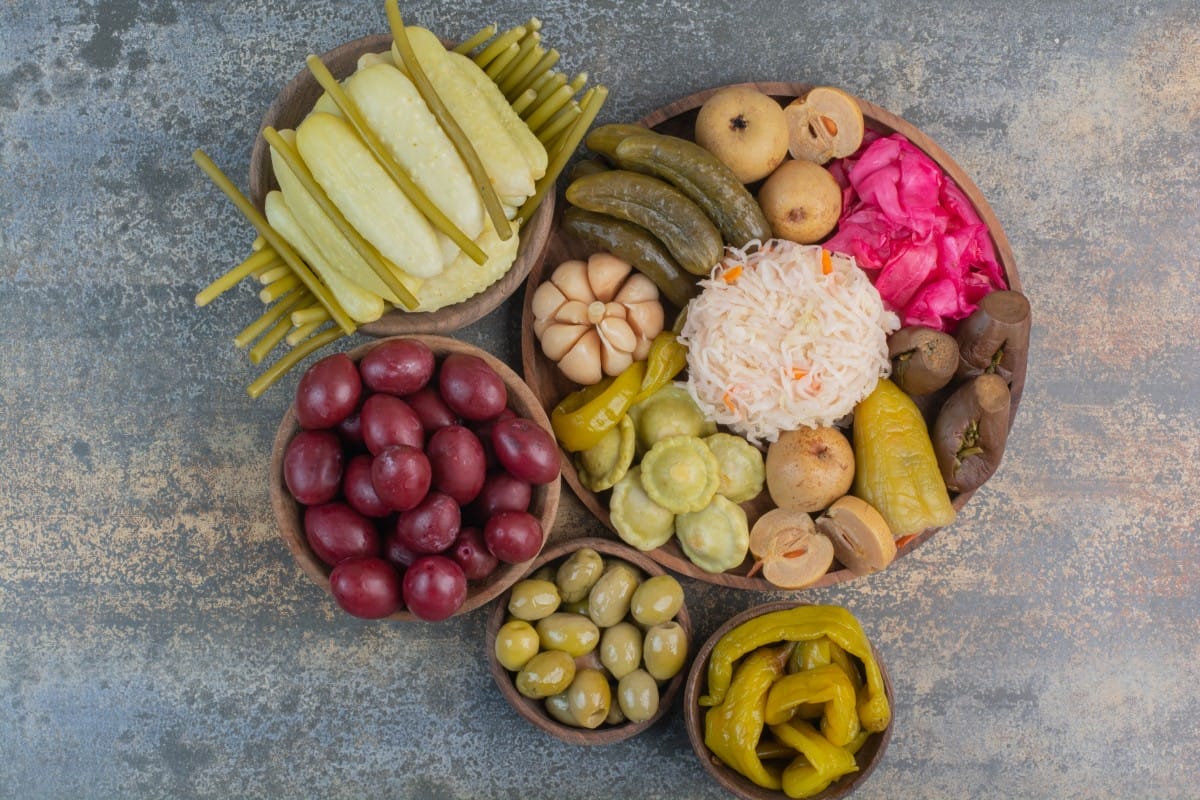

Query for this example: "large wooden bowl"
[485,537,692,745]
[249,33,555,337]
[683,600,894,800]
[521,82,1027,590]
[270,335,561,622]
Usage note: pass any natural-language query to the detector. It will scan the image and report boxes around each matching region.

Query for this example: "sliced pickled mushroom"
[749,508,835,589]
[815,495,895,575]
[609,466,675,551]
[640,435,721,514]
[704,432,766,503]
[675,494,750,574]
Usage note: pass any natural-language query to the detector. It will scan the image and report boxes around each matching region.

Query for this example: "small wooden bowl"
[248,33,555,337]
[270,335,561,622]
[521,82,1027,590]
[684,600,894,800]
[485,537,692,745]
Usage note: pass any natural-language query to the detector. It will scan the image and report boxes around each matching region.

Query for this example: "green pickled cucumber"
[565,170,723,276]
[584,123,651,161]
[561,207,698,309]
[613,133,772,247]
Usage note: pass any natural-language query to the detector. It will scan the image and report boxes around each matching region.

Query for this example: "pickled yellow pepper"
[769,718,860,798]
[703,645,788,791]
[700,606,890,734]
[851,378,956,537]
[764,664,860,747]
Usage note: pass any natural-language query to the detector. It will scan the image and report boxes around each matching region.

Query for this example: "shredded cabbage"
[678,240,899,445]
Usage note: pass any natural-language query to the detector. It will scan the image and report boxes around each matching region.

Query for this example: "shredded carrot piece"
[721,265,743,283]
[894,533,919,549]
[821,249,833,275]
[792,368,808,380]
[723,391,737,412]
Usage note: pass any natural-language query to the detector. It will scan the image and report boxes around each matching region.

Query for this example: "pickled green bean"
[508,48,559,99]
[518,85,608,225]
[195,246,277,307]
[472,23,526,68]
[451,23,496,55]
[258,273,300,303]
[246,327,344,399]
[234,289,309,349]
[483,43,519,80]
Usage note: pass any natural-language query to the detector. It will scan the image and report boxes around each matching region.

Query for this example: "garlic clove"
[550,259,592,301]
[586,252,633,302]
[613,273,660,305]
[597,317,637,355]
[558,329,604,385]
[623,301,665,342]
[555,299,593,326]
[603,301,627,320]
[599,343,635,377]
[632,335,653,362]
[540,323,590,361]
[531,280,568,325]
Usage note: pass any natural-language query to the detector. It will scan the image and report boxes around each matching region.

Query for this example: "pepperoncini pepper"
[703,645,789,791]
[769,718,860,798]
[764,664,860,747]
[632,331,688,404]
[550,360,646,452]
[700,605,890,735]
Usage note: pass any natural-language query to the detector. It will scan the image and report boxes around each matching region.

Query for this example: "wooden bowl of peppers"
[683,601,894,800]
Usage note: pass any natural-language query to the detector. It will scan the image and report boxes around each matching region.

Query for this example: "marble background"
[2,1,1197,798]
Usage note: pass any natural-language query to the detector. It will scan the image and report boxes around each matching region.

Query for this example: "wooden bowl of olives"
[248,32,555,338]
[486,537,692,745]
[270,335,561,622]
[683,600,894,800]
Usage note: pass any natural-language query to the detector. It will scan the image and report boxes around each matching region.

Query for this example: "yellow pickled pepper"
[851,378,956,538]
[704,645,789,791]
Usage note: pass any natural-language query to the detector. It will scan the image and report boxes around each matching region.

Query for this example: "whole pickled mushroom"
[932,373,1012,494]
[955,290,1031,384]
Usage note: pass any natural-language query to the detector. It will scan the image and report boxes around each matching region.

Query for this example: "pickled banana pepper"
[701,605,890,799]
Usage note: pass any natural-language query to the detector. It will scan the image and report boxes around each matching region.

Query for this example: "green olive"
[544,691,578,727]
[529,565,556,583]
[588,563,640,628]
[535,612,601,658]
[516,650,576,699]
[629,574,684,627]
[507,579,561,621]
[561,597,591,616]
[494,619,541,672]
[605,700,627,726]
[566,668,612,729]
[642,621,688,681]
[555,547,605,603]
[617,668,659,723]
[599,621,643,680]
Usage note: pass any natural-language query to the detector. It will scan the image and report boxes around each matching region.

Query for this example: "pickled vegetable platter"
[521,82,1028,591]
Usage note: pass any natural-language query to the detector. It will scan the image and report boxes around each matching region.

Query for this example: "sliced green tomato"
[263,190,384,323]
[447,50,547,181]
[269,130,403,305]
[609,466,675,551]
[343,63,484,248]
[392,27,536,199]
[295,111,444,279]
[675,495,749,574]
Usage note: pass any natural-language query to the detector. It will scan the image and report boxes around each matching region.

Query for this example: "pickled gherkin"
[851,379,955,538]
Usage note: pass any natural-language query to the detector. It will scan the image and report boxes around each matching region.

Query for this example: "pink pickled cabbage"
[825,133,1007,332]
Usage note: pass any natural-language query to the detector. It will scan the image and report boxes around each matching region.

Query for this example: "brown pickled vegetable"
[888,326,958,396]
[955,290,1031,384]
[932,373,1012,493]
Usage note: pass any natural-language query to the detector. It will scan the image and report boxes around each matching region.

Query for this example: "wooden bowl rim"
[248,32,556,338]
[485,536,692,745]
[520,81,1027,591]
[682,600,895,800]
[269,334,562,622]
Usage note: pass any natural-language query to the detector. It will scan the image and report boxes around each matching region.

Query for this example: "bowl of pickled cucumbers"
[684,601,894,800]
[486,537,691,745]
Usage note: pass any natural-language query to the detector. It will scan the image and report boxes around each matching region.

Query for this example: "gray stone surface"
[2,1,1198,798]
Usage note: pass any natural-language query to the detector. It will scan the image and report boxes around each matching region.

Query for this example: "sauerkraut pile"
[678,240,899,444]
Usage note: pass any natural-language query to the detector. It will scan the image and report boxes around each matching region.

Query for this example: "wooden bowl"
[248,33,555,337]
[270,335,561,622]
[521,82,1027,590]
[485,537,692,745]
[683,600,894,800]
